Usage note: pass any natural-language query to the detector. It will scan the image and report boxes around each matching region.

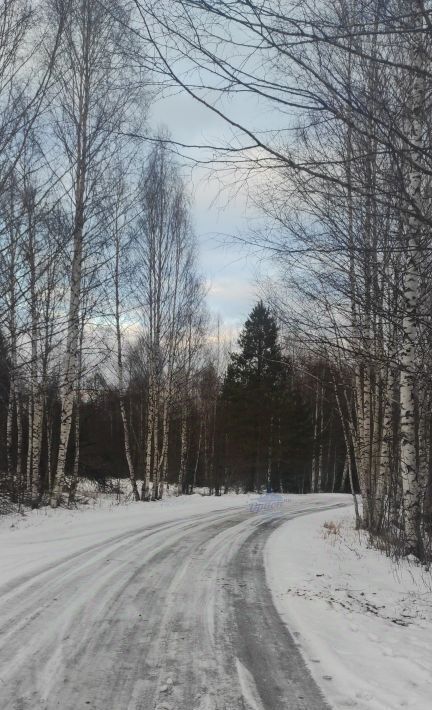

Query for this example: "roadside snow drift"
[266,506,432,710]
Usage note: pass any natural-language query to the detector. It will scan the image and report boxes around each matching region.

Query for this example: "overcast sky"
[149,88,270,338]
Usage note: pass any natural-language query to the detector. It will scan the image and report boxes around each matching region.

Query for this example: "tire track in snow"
[0,499,347,709]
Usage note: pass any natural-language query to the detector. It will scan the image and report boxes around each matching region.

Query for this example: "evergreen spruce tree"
[226,301,283,388]
[222,302,285,491]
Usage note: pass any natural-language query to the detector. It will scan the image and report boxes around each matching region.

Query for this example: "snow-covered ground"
[0,489,350,590]
[4,491,428,710]
[266,506,432,710]
[0,492,349,709]
[0,490,257,588]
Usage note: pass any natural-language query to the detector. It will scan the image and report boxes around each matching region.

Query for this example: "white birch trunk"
[26,400,33,494]
[375,368,394,531]
[154,396,169,500]
[418,395,429,496]
[114,224,140,502]
[143,379,155,501]
[339,380,362,527]
[16,393,23,496]
[311,380,320,492]
[68,313,85,505]
[6,383,15,486]
[46,399,53,493]
[68,396,80,505]
[50,2,91,507]
[354,368,371,527]
[50,234,83,506]
[192,418,202,492]
[178,402,188,495]
[399,10,425,555]
[317,381,324,493]
[5,178,19,491]
[151,401,160,500]
[30,390,43,506]
[341,456,348,491]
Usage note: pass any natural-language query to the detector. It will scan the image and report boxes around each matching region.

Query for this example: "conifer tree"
[222,302,285,491]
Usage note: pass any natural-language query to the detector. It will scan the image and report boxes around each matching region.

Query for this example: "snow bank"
[266,506,432,710]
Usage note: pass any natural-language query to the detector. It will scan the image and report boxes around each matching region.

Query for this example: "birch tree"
[136,143,200,501]
[399,5,427,556]
[49,0,141,505]
[111,173,141,501]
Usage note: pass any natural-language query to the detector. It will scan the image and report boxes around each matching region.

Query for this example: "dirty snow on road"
[266,506,432,710]
[0,492,255,588]
[0,493,349,710]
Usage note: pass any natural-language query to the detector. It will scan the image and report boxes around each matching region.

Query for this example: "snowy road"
[0,498,348,710]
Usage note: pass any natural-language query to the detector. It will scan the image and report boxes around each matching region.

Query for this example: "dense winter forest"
[1,0,432,562]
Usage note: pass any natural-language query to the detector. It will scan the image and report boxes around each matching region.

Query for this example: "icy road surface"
[0,497,349,710]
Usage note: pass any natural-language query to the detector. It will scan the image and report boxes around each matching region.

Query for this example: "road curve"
[0,499,347,709]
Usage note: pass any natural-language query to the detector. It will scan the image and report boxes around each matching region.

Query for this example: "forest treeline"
[0,297,345,502]
[1,0,432,560]
[0,0,338,512]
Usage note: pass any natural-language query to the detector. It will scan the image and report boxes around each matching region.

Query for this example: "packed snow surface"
[0,491,257,587]
[266,506,432,710]
[0,492,349,709]
[3,491,427,709]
